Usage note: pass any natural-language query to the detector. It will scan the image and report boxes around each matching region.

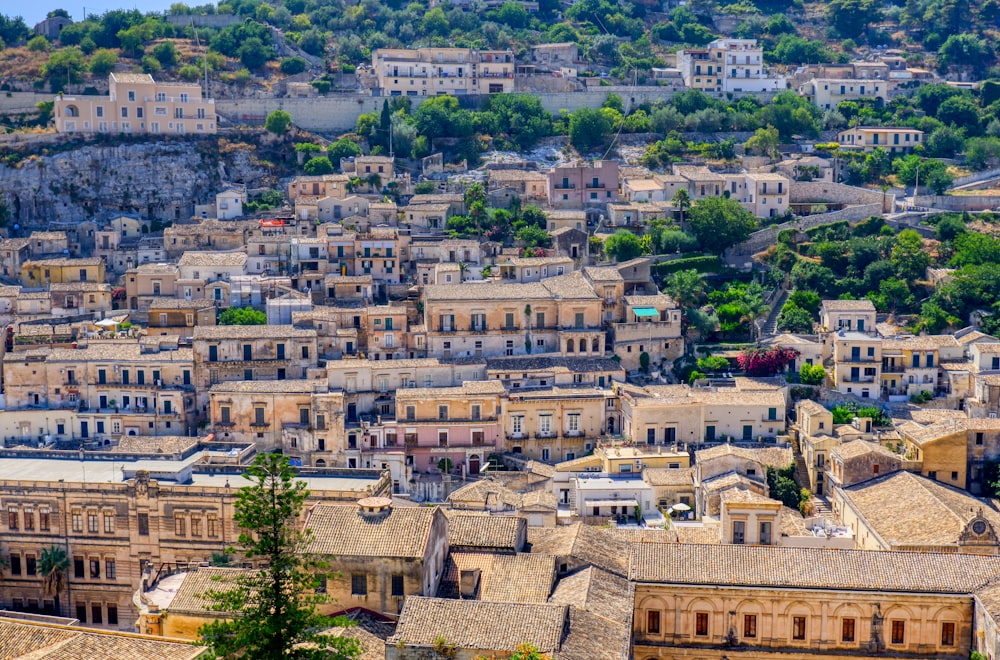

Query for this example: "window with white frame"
[567,413,580,434]
[512,416,524,435]
[539,414,552,436]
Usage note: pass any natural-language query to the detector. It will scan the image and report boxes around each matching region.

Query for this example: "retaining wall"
[914,194,1000,211]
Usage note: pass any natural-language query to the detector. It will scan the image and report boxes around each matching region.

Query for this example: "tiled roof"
[110,435,200,455]
[674,524,722,544]
[486,355,624,374]
[437,551,555,603]
[0,618,204,659]
[210,379,323,394]
[388,597,566,653]
[163,567,246,615]
[643,467,694,487]
[581,266,623,282]
[445,511,525,550]
[720,487,779,505]
[193,325,316,339]
[702,471,763,493]
[556,605,630,660]
[821,299,876,311]
[178,251,248,267]
[527,523,629,576]
[111,72,154,83]
[831,439,896,461]
[695,444,793,469]
[840,471,1000,548]
[303,503,439,558]
[976,582,1000,625]
[395,380,505,399]
[629,543,1000,593]
[548,566,633,628]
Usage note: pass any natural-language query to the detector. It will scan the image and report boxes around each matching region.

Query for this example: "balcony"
[534,431,554,439]
[882,364,906,373]
[840,357,877,363]
[842,376,876,384]
[553,184,576,190]
[585,182,606,189]
[249,421,271,429]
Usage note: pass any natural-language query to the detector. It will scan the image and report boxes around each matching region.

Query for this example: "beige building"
[834,470,1000,553]
[372,47,515,96]
[304,498,449,618]
[831,330,882,398]
[504,385,617,462]
[21,257,105,288]
[838,126,924,152]
[191,325,319,410]
[0,453,388,629]
[633,543,998,659]
[799,77,890,109]
[55,73,216,135]
[617,379,788,446]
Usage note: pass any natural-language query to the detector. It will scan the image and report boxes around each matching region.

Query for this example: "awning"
[585,498,639,507]
[632,307,659,318]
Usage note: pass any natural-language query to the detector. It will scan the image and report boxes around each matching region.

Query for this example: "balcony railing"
[842,376,876,383]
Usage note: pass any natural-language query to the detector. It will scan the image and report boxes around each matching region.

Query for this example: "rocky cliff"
[0,136,282,226]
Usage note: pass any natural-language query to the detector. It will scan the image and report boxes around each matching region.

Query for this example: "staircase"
[760,288,790,337]
[811,495,833,517]
[789,433,812,494]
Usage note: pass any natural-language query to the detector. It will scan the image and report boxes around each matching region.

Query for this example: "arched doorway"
[315,459,326,467]
[468,454,480,475]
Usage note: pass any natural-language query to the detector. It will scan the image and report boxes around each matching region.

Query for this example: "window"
[941,622,955,646]
[647,610,661,634]
[891,620,905,645]
[696,612,709,636]
[90,559,100,578]
[76,604,87,623]
[88,512,99,533]
[391,574,405,597]
[40,509,50,531]
[107,604,118,625]
[351,574,367,596]
[26,555,36,576]
[842,617,855,642]
[471,404,481,421]
[96,106,104,117]
[568,414,580,433]
[792,616,806,640]
[72,512,82,532]
[759,521,772,545]
[732,520,745,544]
[104,512,114,533]
[575,312,584,328]
[208,515,218,538]
[405,406,415,421]
[106,560,116,580]
[744,614,757,638]
[191,516,202,536]
[175,515,186,536]
[137,513,149,536]
[512,416,523,434]
[91,604,102,624]
[438,405,448,420]
[7,507,17,530]
[10,554,20,575]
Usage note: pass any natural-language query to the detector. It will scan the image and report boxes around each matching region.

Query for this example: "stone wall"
[0,92,56,115]
[789,181,885,206]
[216,87,780,133]
[914,194,1000,211]
[732,203,884,255]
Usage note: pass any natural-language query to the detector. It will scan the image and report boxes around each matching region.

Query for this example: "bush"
[280,56,307,75]
[303,156,334,175]
[265,109,292,135]
[218,307,266,325]
[799,363,826,385]
[27,35,50,52]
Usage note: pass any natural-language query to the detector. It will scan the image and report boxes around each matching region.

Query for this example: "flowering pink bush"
[736,346,800,376]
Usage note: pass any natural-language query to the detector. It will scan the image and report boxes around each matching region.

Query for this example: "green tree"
[799,363,826,385]
[777,303,815,332]
[744,125,780,158]
[238,37,272,70]
[672,189,691,225]
[663,268,706,309]
[43,47,86,86]
[516,225,552,248]
[39,545,70,617]
[303,156,334,175]
[604,230,643,262]
[27,35,50,51]
[890,229,929,281]
[265,109,293,135]
[218,307,267,325]
[686,196,757,255]
[280,56,308,75]
[326,138,362,167]
[199,454,361,660]
[152,41,177,67]
[827,0,880,38]
[88,48,118,77]
[568,107,613,153]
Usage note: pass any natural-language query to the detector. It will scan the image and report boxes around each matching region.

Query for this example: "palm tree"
[663,268,706,310]
[39,545,69,617]
[672,189,692,226]
[739,295,771,340]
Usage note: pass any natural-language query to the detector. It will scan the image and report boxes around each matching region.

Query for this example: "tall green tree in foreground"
[199,453,360,660]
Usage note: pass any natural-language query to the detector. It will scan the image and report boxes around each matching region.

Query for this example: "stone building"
[371,47,515,97]
[55,73,216,135]
[632,543,999,659]
[0,452,389,629]
[304,498,449,619]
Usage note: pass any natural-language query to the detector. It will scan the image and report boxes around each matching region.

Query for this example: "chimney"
[357,496,392,518]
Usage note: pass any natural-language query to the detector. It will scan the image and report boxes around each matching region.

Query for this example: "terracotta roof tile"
[303,503,439,558]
